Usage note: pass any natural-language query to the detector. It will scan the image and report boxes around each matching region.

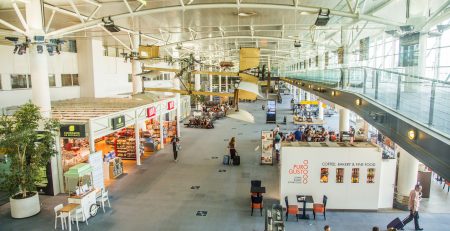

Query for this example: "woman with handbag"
[228,137,237,163]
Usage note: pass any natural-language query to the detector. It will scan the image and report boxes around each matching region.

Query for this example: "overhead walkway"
[283,66,450,179]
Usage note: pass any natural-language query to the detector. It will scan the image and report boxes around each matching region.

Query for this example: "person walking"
[228,137,237,163]
[403,184,423,230]
[172,136,180,162]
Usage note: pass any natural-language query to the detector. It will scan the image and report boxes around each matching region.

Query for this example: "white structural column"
[396,146,419,204]
[225,76,228,92]
[339,108,350,132]
[26,0,51,117]
[209,74,213,101]
[305,91,311,101]
[131,34,142,94]
[318,101,324,120]
[159,114,164,149]
[218,74,222,92]
[172,49,181,137]
[134,117,141,165]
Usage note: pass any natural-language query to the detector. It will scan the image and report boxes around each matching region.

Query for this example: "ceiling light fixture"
[315,8,330,26]
[235,11,257,17]
[102,17,120,32]
[408,129,416,140]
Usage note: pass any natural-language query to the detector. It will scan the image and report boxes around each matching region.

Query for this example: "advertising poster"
[261,131,274,165]
[88,151,105,190]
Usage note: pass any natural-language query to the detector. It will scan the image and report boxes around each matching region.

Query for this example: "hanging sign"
[147,106,157,118]
[167,101,175,110]
[60,124,86,138]
[111,115,125,130]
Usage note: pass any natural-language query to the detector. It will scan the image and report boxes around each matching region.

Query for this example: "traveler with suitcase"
[227,137,240,166]
[403,184,424,230]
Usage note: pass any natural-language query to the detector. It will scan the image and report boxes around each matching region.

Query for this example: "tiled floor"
[0,94,449,231]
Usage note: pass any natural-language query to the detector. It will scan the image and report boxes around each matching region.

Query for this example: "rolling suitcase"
[233,155,240,166]
[223,155,230,165]
[387,217,404,230]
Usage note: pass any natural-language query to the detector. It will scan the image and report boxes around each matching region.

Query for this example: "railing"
[284,67,450,137]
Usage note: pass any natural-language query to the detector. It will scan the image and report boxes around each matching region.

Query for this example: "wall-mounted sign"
[167,101,175,110]
[111,115,126,130]
[60,124,86,138]
[147,106,156,118]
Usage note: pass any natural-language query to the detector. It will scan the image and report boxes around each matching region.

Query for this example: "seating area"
[53,188,111,231]
[283,195,328,222]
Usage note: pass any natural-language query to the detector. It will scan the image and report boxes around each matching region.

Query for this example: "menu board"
[261,131,274,165]
[88,151,104,190]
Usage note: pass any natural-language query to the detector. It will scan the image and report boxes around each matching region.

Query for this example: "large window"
[49,74,56,87]
[61,74,79,86]
[11,74,31,89]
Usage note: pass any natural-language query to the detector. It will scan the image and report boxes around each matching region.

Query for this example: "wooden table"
[59,203,80,231]
[296,195,314,220]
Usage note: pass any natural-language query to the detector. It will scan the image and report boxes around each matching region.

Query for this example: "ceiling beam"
[45,9,56,33]
[12,1,28,32]
[47,3,403,37]
[158,35,335,49]
[0,18,26,35]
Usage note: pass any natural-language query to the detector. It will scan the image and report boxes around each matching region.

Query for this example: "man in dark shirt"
[294,127,303,141]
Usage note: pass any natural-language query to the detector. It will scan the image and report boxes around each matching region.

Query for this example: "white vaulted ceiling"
[0,0,449,68]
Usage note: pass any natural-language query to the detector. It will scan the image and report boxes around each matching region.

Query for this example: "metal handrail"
[286,66,450,85]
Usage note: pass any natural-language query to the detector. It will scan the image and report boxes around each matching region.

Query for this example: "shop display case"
[320,168,329,183]
[336,168,344,183]
[265,204,285,231]
[115,138,136,159]
[351,168,360,183]
[367,168,375,183]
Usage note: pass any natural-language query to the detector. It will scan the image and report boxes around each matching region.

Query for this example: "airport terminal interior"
[0,0,449,231]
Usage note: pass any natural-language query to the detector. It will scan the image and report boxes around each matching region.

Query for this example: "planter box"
[10,192,40,218]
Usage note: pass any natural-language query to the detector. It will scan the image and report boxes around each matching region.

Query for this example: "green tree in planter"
[0,102,58,199]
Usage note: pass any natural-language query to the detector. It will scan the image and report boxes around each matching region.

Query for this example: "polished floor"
[1,95,449,231]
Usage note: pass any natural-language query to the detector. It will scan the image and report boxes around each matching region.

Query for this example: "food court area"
[1,91,449,231]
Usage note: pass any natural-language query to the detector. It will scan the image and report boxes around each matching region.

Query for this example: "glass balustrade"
[285,67,450,136]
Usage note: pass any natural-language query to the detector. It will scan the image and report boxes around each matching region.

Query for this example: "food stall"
[64,163,99,220]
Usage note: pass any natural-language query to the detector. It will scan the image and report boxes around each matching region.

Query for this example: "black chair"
[251,180,261,187]
[250,195,263,216]
[284,196,298,221]
[313,195,328,220]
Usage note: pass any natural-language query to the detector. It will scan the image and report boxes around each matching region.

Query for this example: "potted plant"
[0,102,58,218]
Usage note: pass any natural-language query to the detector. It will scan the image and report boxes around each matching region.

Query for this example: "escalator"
[282,66,450,179]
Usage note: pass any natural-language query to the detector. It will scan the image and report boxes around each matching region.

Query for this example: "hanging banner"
[147,106,157,118]
[111,115,125,130]
[88,151,104,190]
[261,131,274,165]
[60,124,86,138]
[167,101,175,110]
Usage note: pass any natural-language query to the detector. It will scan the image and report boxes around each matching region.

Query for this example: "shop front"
[280,142,397,210]
[53,96,179,193]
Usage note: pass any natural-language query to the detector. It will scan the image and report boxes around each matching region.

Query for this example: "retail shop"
[280,142,397,210]
[53,95,179,193]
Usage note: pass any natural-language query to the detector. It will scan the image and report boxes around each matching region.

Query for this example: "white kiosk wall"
[280,146,395,210]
